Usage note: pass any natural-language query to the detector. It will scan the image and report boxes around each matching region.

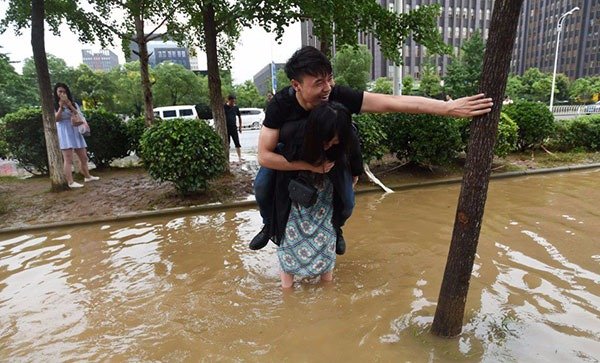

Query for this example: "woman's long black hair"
[53,83,74,111]
[301,101,353,166]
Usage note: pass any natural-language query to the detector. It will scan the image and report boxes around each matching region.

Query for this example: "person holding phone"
[53,82,99,188]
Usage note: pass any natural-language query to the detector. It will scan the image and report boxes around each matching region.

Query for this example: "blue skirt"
[277,178,336,277]
[56,119,87,150]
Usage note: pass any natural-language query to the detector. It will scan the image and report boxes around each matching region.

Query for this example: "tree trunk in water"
[31,0,67,191]
[203,2,230,169]
[135,15,155,127]
[430,0,525,338]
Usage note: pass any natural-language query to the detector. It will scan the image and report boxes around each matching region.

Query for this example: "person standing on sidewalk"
[53,83,99,189]
[224,95,242,162]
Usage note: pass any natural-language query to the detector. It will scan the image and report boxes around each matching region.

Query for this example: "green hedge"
[384,113,463,167]
[352,113,388,164]
[84,109,131,169]
[503,101,554,151]
[140,118,226,194]
[458,112,519,158]
[549,115,600,152]
[0,107,48,174]
[125,116,149,157]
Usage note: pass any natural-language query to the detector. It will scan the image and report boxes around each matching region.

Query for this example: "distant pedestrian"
[53,83,99,188]
[502,95,513,105]
[224,95,242,161]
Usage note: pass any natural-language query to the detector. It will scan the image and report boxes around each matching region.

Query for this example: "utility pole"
[392,0,403,95]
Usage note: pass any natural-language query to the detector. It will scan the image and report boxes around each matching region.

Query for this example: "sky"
[0,2,301,84]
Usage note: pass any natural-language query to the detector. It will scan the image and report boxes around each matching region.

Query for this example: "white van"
[206,107,265,130]
[153,105,198,120]
[239,108,265,129]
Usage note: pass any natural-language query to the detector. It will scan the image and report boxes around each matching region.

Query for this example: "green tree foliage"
[106,62,145,116]
[402,75,414,95]
[503,100,555,151]
[153,62,208,107]
[332,44,372,91]
[505,75,525,100]
[1,107,48,174]
[0,50,27,117]
[140,118,227,194]
[370,77,393,95]
[233,80,264,108]
[72,64,117,109]
[568,77,600,104]
[549,115,600,152]
[249,1,450,62]
[419,57,442,98]
[443,31,485,98]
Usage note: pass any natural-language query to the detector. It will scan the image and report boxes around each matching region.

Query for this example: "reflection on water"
[1,170,599,361]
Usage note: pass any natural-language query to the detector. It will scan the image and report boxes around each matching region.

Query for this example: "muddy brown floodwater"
[0,170,599,361]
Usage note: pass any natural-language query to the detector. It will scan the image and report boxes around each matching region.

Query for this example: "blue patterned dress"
[55,104,87,150]
[277,177,336,276]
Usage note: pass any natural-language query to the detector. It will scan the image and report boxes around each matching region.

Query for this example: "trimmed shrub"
[0,120,9,159]
[1,107,48,174]
[549,115,600,152]
[503,101,554,151]
[384,113,463,166]
[457,112,519,157]
[140,118,226,194]
[85,109,130,169]
[352,113,388,164]
[125,116,149,156]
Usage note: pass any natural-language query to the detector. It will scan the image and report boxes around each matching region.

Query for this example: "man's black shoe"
[249,224,271,250]
[335,228,346,255]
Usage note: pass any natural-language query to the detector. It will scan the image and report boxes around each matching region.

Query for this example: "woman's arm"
[257,126,334,173]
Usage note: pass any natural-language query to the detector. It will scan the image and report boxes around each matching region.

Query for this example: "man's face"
[227,98,236,106]
[292,73,334,111]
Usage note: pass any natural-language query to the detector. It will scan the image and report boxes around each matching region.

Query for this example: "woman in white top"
[53,83,99,188]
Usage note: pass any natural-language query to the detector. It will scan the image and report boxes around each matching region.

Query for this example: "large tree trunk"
[135,15,155,127]
[430,0,525,338]
[31,0,67,191]
[203,2,230,168]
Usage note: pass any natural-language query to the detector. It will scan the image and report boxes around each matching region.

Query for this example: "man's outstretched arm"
[360,92,493,118]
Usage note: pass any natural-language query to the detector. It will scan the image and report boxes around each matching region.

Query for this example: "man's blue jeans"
[253,164,355,227]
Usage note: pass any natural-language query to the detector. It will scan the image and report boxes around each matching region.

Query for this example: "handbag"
[70,111,85,127]
[288,176,317,207]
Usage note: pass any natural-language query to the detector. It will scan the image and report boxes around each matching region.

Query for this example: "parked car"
[584,101,600,114]
[206,107,265,130]
[153,105,199,120]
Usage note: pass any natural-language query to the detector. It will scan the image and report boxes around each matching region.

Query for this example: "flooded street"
[1,170,599,361]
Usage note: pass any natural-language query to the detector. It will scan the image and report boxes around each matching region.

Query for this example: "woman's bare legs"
[61,149,74,184]
[320,270,333,282]
[74,148,92,178]
[280,271,294,289]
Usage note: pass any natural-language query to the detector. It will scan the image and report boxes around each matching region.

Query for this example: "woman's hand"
[310,160,335,174]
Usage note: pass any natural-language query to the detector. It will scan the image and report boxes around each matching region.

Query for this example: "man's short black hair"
[228,94,236,100]
[284,46,332,82]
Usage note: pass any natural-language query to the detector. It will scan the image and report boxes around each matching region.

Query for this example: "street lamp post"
[549,6,579,111]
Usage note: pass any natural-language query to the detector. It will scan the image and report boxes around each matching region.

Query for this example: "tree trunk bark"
[430,0,525,338]
[31,0,67,191]
[203,2,230,168]
[135,15,155,127]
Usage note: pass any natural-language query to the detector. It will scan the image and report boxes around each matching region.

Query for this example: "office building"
[81,49,119,72]
[128,36,191,69]
[512,0,600,78]
[302,0,599,82]
[253,63,285,95]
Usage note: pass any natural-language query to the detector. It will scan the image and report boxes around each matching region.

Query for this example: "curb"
[2,163,599,236]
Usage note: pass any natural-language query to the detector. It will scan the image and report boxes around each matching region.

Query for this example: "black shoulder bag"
[288,175,317,207]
